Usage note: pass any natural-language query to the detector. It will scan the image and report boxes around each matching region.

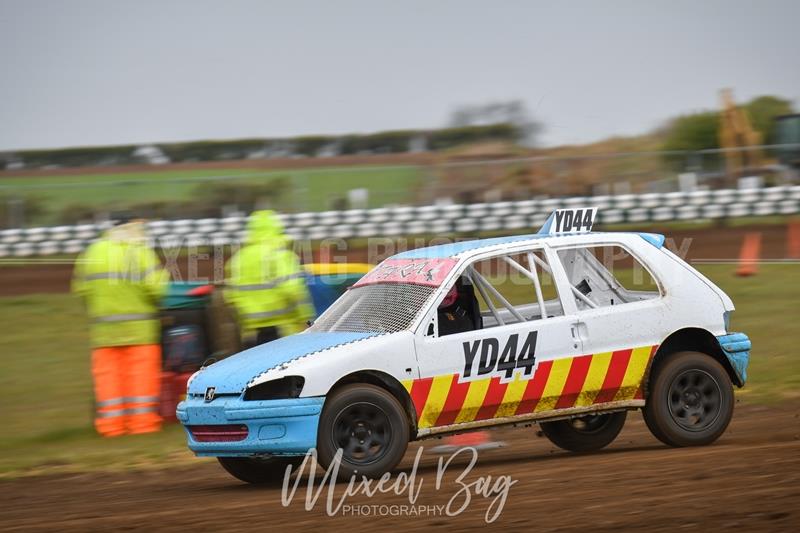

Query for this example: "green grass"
[0,165,425,224]
[0,294,200,476]
[713,264,800,403]
[0,264,798,476]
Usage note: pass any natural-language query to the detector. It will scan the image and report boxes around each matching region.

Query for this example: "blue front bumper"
[177,396,325,457]
[717,332,751,386]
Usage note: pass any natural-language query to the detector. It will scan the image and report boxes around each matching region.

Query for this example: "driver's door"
[409,247,582,431]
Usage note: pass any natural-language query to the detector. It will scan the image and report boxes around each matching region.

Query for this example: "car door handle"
[570,323,581,349]
[571,321,588,347]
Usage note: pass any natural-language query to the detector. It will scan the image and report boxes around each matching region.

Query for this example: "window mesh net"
[308,283,436,334]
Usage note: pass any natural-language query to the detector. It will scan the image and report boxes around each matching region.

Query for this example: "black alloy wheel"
[317,384,410,480]
[643,351,734,447]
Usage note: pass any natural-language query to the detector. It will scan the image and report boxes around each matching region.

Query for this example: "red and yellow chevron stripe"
[402,345,657,430]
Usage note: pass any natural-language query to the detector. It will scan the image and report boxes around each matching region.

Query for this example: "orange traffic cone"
[787,220,800,259]
[736,232,762,277]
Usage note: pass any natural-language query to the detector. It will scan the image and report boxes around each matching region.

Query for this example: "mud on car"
[178,209,751,483]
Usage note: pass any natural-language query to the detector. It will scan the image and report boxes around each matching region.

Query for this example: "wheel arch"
[647,328,743,392]
[327,370,418,438]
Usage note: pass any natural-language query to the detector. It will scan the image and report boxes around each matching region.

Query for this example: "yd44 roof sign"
[544,208,597,235]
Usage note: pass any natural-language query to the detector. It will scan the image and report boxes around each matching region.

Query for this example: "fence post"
[7,196,24,228]
[295,172,309,212]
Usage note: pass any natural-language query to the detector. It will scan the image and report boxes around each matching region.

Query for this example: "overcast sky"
[1,0,798,151]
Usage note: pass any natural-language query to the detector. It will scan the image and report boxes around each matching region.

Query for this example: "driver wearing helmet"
[437,281,475,336]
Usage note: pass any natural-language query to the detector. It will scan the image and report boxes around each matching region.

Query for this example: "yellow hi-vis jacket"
[72,223,169,348]
[224,211,314,336]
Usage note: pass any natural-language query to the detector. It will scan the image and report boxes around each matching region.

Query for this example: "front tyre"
[217,456,303,484]
[540,411,627,452]
[643,351,734,447]
[317,384,410,480]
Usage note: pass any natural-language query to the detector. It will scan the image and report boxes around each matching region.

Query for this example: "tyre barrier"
[1,186,798,257]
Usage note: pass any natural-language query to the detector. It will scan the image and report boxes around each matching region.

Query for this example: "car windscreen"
[307,283,437,334]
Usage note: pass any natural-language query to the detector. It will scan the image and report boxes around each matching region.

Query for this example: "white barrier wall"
[1,186,799,257]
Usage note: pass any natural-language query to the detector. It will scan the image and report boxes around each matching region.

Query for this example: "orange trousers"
[92,344,163,437]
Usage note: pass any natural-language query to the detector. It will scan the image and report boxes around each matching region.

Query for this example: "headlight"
[244,376,305,401]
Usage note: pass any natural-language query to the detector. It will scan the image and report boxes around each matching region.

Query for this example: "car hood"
[187,331,378,395]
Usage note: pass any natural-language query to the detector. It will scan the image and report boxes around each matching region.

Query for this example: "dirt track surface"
[2,403,798,532]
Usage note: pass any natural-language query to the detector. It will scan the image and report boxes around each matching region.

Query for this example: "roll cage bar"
[461,248,599,328]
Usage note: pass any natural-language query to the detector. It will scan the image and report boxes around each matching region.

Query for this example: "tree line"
[0,123,522,171]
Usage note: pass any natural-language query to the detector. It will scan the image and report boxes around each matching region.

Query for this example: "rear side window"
[556,245,660,311]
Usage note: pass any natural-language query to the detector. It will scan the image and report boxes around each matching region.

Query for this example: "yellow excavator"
[719,88,765,177]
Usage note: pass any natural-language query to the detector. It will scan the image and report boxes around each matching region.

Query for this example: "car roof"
[390,231,665,260]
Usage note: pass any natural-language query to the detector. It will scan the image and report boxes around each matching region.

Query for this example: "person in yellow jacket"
[225,210,314,346]
[72,215,169,437]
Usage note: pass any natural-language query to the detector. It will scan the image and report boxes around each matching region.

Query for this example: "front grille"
[187,424,248,442]
[187,392,240,400]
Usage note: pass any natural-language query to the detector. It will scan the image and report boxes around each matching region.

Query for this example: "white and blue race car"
[177,208,750,483]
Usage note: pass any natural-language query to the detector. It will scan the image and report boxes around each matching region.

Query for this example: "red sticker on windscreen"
[353,258,459,287]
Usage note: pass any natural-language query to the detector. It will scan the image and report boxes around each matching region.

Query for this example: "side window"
[437,250,564,336]
[556,245,660,311]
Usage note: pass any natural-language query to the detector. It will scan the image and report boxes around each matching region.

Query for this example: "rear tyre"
[317,384,410,480]
[540,411,627,452]
[643,351,734,447]
[217,456,303,484]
